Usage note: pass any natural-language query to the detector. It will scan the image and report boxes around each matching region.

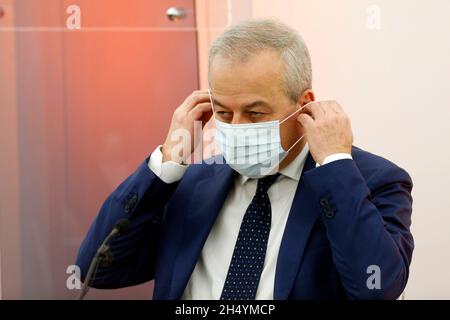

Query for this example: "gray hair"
[208,19,312,103]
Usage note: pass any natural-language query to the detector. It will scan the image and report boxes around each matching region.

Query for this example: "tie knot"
[256,173,281,194]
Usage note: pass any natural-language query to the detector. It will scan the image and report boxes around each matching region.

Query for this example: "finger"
[315,101,329,115]
[324,100,341,114]
[328,101,349,121]
[193,89,210,94]
[298,102,314,118]
[189,102,213,121]
[181,93,212,112]
[302,101,325,120]
[297,112,314,129]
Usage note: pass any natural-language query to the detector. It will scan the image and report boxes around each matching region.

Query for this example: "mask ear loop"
[279,100,315,125]
[281,101,315,152]
[208,89,216,116]
[286,134,305,153]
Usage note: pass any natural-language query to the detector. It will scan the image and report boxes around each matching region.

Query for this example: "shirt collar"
[239,143,310,184]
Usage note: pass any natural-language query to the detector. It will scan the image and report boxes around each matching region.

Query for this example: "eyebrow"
[212,98,271,110]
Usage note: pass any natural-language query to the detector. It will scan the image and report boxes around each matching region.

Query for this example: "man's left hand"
[297,100,353,165]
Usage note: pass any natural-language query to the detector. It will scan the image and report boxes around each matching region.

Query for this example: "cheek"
[279,120,301,149]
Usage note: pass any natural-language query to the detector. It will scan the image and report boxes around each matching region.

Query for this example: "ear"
[298,89,315,106]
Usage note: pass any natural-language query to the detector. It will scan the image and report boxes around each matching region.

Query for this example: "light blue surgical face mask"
[208,89,307,178]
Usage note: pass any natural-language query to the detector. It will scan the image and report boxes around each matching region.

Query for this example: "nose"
[231,113,251,125]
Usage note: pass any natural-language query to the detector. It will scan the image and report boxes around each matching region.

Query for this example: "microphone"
[77,218,130,300]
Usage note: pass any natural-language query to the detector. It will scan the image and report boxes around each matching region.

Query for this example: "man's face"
[209,49,311,153]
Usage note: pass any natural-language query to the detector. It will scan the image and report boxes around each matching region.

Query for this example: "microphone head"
[114,218,130,235]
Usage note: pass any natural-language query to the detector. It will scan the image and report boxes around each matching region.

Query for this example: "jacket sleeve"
[75,157,179,288]
[302,159,414,299]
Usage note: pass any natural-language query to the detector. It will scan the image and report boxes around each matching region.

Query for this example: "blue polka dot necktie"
[220,173,281,300]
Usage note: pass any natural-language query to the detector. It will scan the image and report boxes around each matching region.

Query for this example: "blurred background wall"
[0,0,200,299]
[1,0,449,299]
[197,0,450,299]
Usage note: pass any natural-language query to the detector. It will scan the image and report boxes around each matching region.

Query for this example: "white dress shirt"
[148,144,352,299]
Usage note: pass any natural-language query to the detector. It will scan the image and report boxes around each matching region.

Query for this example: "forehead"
[209,50,286,103]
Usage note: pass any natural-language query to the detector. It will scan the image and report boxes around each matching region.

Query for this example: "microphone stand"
[77,228,121,300]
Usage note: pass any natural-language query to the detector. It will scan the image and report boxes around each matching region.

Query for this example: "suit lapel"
[274,152,320,299]
[169,163,236,299]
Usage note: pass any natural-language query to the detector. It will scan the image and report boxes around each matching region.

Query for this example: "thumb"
[297,113,314,129]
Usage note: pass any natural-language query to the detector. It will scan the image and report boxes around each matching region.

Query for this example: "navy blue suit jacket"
[76,146,414,299]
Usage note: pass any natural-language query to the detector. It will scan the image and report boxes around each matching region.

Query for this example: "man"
[76,19,413,300]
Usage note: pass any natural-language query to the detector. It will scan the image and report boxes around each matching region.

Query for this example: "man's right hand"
[161,90,213,163]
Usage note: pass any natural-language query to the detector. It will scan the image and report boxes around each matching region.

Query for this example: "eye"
[216,111,232,117]
[248,111,265,117]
